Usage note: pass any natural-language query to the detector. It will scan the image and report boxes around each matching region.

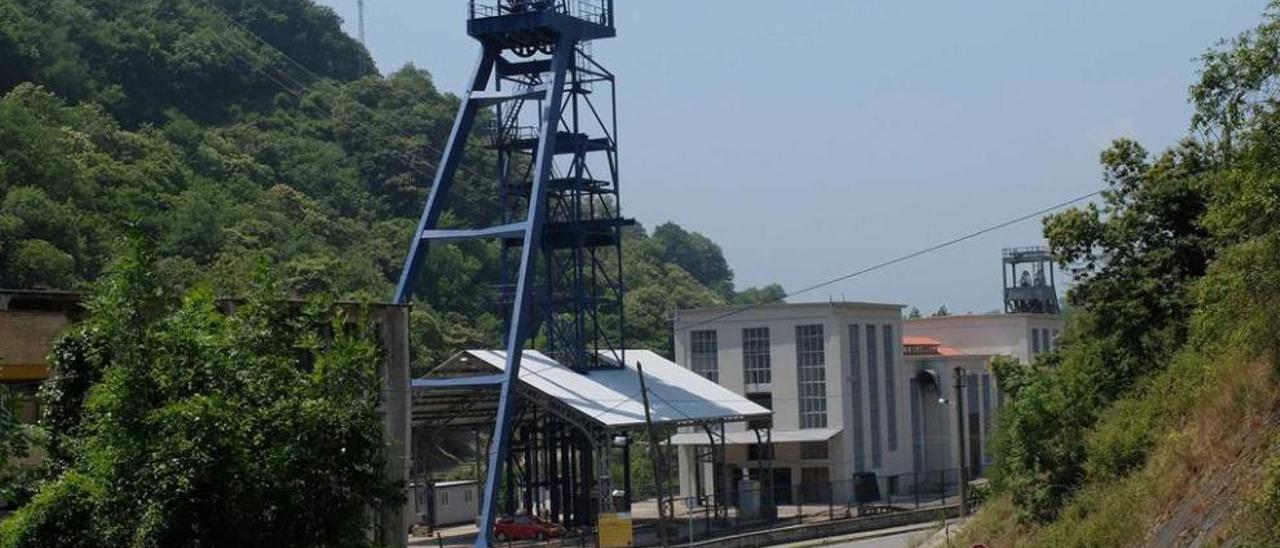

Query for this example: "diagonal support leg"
[474,38,573,548]
[394,49,498,304]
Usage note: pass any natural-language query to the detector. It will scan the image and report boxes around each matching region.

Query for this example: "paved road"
[829,528,931,548]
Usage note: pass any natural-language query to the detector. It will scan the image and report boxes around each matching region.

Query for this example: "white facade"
[672,302,911,501]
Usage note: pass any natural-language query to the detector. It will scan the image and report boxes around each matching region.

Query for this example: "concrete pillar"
[378,306,412,548]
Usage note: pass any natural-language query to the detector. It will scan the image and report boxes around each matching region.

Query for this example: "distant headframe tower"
[394,0,624,543]
[1002,246,1061,314]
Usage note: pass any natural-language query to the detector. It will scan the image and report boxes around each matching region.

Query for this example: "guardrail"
[469,0,613,27]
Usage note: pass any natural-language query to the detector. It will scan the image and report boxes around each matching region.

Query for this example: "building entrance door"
[800,467,830,504]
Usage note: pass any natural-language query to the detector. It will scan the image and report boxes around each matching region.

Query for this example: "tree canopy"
[0,0,781,373]
[2,243,395,547]
[987,4,1280,535]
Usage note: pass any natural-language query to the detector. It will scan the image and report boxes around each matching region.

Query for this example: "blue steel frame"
[395,2,619,546]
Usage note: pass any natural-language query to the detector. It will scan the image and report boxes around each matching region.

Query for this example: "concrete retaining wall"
[688,506,960,548]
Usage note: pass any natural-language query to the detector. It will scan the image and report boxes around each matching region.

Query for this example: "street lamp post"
[953,367,969,517]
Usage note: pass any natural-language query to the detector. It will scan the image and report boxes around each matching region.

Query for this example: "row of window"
[1030,327,1060,355]
[687,324,899,452]
[691,325,830,428]
[692,327,776,386]
[850,324,896,470]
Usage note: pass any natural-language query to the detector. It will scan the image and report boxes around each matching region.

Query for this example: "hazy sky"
[317,0,1266,313]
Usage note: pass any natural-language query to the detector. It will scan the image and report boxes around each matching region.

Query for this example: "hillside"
[955,4,1280,546]
[0,0,782,371]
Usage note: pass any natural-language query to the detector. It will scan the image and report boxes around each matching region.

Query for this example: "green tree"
[0,0,775,378]
[650,222,735,297]
[2,243,396,547]
[733,283,786,305]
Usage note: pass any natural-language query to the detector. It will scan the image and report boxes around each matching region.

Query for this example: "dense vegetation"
[1,243,396,547]
[0,0,784,543]
[0,0,780,372]
[972,3,1280,544]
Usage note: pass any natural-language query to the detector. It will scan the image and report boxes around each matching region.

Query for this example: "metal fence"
[663,469,969,543]
[423,469,978,548]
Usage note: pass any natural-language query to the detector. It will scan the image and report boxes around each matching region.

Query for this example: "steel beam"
[475,37,572,548]
[394,49,498,304]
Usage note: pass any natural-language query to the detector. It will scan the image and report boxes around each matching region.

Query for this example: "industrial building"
[671,302,909,504]
[0,289,83,470]
[669,248,1065,505]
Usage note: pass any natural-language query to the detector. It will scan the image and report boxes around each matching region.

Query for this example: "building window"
[967,373,982,473]
[849,325,866,472]
[1051,329,1060,350]
[883,324,898,453]
[866,325,882,468]
[747,393,772,431]
[796,324,827,429]
[742,327,772,384]
[981,374,993,464]
[1031,328,1042,354]
[465,488,474,503]
[910,377,923,473]
[800,441,829,460]
[439,490,450,506]
[690,330,719,383]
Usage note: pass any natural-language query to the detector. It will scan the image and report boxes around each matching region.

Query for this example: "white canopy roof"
[415,349,771,429]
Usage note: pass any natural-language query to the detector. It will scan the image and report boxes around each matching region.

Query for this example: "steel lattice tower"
[395,1,624,544]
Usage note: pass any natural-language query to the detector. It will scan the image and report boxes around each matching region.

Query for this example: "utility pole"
[953,367,969,517]
[637,362,671,547]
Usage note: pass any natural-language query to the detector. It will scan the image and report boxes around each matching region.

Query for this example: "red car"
[493,515,564,541]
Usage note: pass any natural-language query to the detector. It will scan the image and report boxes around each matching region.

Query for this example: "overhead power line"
[675,189,1105,332]
[199,0,493,186]
[199,0,1101,336]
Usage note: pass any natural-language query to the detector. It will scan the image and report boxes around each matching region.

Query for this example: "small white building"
[423,480,479,526]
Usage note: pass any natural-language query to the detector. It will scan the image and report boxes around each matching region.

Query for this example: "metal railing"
[469,0,613,27]
[639,468,979,546]
[1002,246,1052,260]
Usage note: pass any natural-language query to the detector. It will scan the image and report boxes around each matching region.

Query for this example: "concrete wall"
[375,306,412,548]
[686,505,961,548]
[0,310,73,382]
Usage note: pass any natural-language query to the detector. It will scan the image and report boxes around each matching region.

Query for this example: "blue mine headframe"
[394,1,627,545]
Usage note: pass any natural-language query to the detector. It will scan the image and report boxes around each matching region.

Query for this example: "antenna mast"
[357,0,366,44]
